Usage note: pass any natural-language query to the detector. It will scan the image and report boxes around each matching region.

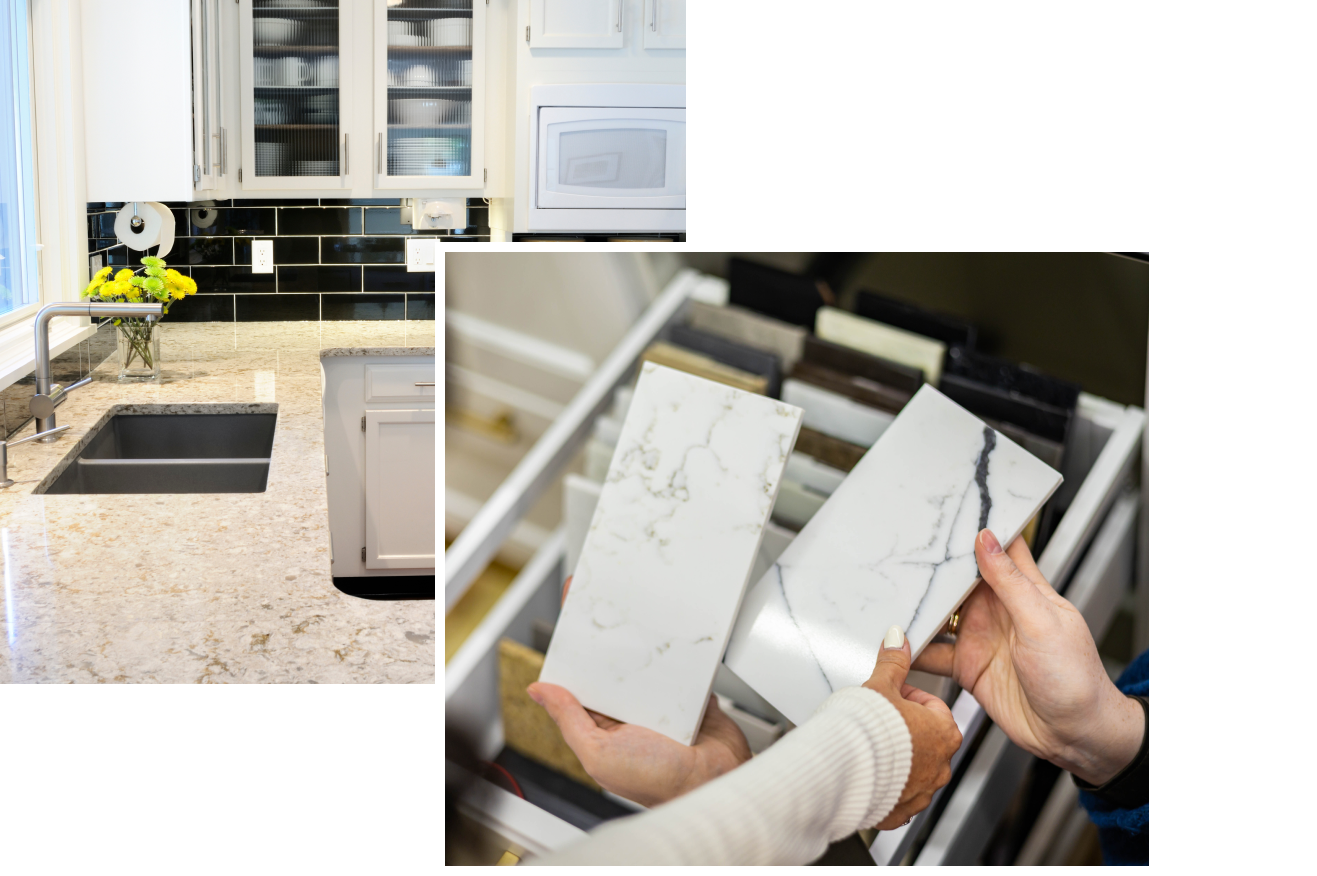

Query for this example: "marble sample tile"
[782,378,895,447]
[669,324,782,398]
[728,257,829,328]
[688,301,807,372]
[724,385,1063,726]
[642,342,768,395]
[815,306,947,385]
[540,363,803,745]
[944,346,1080,411]
[801,335,924,396]
[785,452,846,497]
[794,427,867,473]
[499,638,601,789]
[791,360,912,415]
[940,373,1071,444]
[563,474,603,580]
[854,289,978,350]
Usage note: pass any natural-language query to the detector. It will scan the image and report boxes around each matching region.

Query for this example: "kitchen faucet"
[28,301,164,442]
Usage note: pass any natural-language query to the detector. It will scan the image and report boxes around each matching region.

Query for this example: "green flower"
[145,266,166,278]
[143,276,165,294]
[129,275,145,287]
[141,256,165,268]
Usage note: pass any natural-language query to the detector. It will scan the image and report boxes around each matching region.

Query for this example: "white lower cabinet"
[323,354,435,579]
[446,270,1146,863]
[364,408,436,569]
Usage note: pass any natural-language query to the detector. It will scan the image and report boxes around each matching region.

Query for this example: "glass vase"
[117,318,161,381]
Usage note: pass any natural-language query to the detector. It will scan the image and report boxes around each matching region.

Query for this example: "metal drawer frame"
[445,269,1146,863]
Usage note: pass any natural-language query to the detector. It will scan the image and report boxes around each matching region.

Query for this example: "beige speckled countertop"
[0,320,436,683]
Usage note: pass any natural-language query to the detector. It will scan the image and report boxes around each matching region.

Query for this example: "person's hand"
[913,529,1144,786]
[863,626,963,829]
[526,577,752,807]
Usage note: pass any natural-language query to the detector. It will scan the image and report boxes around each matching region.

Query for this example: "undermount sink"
[39,408,278,494]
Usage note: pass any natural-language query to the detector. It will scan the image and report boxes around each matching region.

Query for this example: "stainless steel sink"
[39,409,278,494]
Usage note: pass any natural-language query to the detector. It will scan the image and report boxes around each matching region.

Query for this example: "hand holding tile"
[914,530,1144,786]
[861,626,963,830]
[526,683,751,808]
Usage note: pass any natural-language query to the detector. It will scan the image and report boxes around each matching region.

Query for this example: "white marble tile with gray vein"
[540,363,802,745]
[724,385,1062,726]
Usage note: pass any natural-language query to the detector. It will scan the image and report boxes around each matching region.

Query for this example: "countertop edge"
[319,347,436,358]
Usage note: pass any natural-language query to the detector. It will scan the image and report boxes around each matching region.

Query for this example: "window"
[0,0,38,319]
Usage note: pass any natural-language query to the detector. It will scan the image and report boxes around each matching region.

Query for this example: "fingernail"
[526,685,544,706]
[883,625,904,650]
[980,529,1002,554]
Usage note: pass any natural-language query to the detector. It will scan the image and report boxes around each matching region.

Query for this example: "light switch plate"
[406,238,436,272]
[252,240,274,273]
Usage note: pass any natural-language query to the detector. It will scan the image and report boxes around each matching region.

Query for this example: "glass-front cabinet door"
[373,0,484,190]
[239,0,355,189]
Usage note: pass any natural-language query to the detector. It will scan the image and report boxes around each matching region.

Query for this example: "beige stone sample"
[498,638,600,790]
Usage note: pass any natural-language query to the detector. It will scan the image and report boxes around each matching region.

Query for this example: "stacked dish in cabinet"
[386,0,473,178]
[252,0,341,176]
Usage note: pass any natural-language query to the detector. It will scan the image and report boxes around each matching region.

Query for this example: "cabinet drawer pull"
[415,382,435,386]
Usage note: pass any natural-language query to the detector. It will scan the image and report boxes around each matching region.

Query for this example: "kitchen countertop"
[0,320,436,683]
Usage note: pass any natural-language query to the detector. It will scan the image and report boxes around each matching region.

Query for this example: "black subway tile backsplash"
[166,294,236,322]
[86,197,476,323]
[190,265,276,294]
[236,293,320,321]
[323,236,405,264]
[407,293,436,321]
[278,265,362,293]
[364,266,434,293]
[277,207,362,235]
[321,293,407,321]
[173,207,277,237]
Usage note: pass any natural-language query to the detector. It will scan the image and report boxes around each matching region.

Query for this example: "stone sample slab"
[815,306,947,385]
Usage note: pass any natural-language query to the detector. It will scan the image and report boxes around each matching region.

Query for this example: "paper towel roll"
[113,201,176,259]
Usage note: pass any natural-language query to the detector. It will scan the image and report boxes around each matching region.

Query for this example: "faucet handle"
[28,376,92,420]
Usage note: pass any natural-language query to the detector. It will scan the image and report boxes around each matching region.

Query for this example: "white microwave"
[524,82,1317,230]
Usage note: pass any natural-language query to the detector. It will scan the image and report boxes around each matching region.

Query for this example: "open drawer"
[445,269,1146,863]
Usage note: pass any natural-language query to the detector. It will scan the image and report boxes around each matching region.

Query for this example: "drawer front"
[365,364,436,403]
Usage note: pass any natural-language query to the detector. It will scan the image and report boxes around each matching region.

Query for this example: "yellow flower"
[94,266,112,281]
[170,287,187,300]
[182,275,197,294]
[114,269,134,282]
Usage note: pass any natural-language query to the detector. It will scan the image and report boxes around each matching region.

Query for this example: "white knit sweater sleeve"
[526,686,913,866]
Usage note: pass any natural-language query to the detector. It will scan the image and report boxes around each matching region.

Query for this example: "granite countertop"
[0,320,436,683]
[320,346,436,358]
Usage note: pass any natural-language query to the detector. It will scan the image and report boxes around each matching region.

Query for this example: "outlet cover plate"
[406,238,436,272]
[252,240,274,273]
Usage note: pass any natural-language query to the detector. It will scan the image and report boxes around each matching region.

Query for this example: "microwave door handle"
[652,1,657,31]
[616,0,622,31]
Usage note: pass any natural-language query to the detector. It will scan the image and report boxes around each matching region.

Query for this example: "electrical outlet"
[252,240,274,273]
[406,238,436,272]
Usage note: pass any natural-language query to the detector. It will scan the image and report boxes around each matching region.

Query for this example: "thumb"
[865,625,912,695]
[526,682,600,755]
[975,529,1052,626]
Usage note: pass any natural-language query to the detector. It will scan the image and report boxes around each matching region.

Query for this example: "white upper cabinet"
[238,0,356,190]
[83,0,220,203]
[529,0,624,49]
[372,0,484,190]
[642,0,1317,50]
